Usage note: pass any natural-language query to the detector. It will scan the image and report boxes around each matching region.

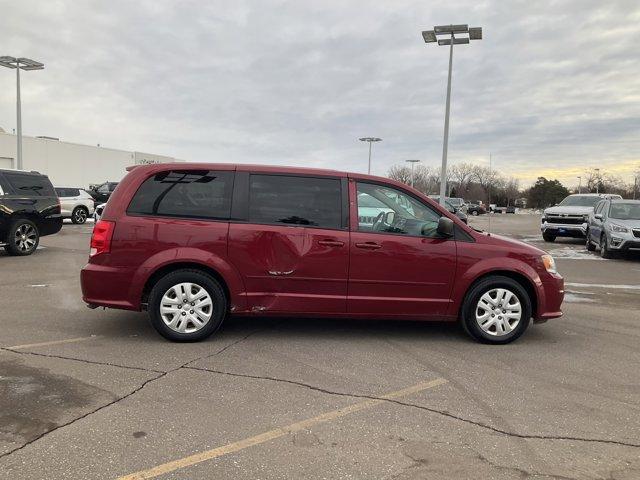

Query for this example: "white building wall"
[0,132,180,188]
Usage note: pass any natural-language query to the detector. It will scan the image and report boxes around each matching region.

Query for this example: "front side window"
[248,174,342,229]
[357,182,440,237]
[97,183,109,194]
[128,170,233,220]
[4,173,55,196]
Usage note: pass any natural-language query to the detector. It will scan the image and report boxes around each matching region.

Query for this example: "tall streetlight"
[359,137,382,174]
[594,168,601,194]
[405,159,421,187]
[422,24,482,206]
[577,176,582,194]
[0,56,45,170]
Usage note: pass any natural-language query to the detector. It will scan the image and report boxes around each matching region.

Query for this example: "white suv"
[55,187,95,224]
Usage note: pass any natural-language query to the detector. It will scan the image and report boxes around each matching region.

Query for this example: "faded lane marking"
[6,335,101,350]
[566,282,640,291]
[117,378,448,480]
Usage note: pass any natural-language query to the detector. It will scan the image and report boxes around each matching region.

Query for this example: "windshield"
[609,203,640,220]
[558,195,600,207]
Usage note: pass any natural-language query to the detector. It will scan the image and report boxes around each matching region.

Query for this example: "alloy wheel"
[475,288,522,336]
[14,224,37,252]
[160,282,213,333]
[74,208,87,223]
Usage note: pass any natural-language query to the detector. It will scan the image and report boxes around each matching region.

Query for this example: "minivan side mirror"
[436,216,454,237]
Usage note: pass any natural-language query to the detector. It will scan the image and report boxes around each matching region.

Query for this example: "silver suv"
[55,187,95,224]
[586,199,640,258]
[541,193,621,242]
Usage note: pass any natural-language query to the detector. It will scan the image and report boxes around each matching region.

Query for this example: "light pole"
[0,57,45,170]
[422,25,482,206]
[359,137,382,174]
[577,176,582,194]
[405,159,421,187]
[594,168,601,194]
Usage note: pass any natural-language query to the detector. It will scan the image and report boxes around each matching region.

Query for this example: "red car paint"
[81,163,564,322]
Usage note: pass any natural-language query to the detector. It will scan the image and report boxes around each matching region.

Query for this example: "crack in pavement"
[0,328,264,460]
[183,366,640,450]
[0,371,167,460]
[0,348,165,374]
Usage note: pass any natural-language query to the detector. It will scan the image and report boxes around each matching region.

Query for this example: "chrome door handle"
[355,242,382,250]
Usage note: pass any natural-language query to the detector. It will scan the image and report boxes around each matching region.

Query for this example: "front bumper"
[606,234,640,251]
[534,273,564,322]
[541,221,587,238]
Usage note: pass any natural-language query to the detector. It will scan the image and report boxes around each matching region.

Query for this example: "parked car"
[428,196,468,223]
[0,169,62,255]
[541,193,622,242]
[81,163,564,344]
[586,199,640,258]
[93,203,106,222]
[466,203,486,216]
[55,187,95,224]
[87,181,118,205]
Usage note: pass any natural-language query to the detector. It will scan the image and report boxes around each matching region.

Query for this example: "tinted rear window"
[55,188,80,197]
[128,170,233,220]
[4,172,55,196]
[248,174,342,229]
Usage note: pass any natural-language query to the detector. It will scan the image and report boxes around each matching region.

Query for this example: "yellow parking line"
[117,377,447,480]
[6,335,101,350]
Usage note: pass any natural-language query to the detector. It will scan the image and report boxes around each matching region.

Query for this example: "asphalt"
[0,215,639,480]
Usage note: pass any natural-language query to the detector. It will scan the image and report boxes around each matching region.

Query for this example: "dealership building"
[0,128,180,189]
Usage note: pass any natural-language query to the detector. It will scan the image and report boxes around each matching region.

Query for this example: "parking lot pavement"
[1,217,639,479]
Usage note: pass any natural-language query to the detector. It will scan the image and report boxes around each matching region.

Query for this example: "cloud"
[1,0,639,187]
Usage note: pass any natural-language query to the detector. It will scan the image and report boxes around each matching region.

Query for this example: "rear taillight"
[90,220,115,257]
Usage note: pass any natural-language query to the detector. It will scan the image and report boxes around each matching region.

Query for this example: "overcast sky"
[2,0,639,186]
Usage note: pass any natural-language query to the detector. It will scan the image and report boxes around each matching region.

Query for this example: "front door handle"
[355,242,382,250]
[318,239,345,247]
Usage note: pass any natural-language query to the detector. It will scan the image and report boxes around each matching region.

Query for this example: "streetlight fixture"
[359,137,382,174]
[0,56,45,170]
[577,176,582,194]
[421,24,482,206]
[405,159,421,187]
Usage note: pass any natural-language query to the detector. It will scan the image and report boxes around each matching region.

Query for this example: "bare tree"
[388,165,412,185]
[449,162,476,195]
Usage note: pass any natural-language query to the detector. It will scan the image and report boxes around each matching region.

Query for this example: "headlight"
[541,254,557,274]
[609,223,628,233]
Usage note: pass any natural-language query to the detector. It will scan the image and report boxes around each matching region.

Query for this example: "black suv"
[87,181,118,205]
[0,169,62,256]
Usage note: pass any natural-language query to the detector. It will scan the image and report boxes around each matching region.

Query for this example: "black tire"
[586,230,596,251]
[4,219,40,256]
[71,206,89,224]
[600,234,612,259]
[542,232,556,242]
[461,275,532,344]
[471,210,479,216]
[148,269,227,342]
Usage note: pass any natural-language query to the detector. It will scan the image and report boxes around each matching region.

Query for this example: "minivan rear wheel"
[148,269,227,342]
[461,276,532,344]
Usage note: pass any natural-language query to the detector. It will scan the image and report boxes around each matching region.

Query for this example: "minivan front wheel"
[148,269,227,342]
[461,276,532,344]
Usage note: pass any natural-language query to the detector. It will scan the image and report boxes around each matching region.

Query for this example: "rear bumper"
[81,262,139,310]
[40,216,63,236]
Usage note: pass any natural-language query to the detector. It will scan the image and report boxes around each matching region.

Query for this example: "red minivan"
[81,163,564,344]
